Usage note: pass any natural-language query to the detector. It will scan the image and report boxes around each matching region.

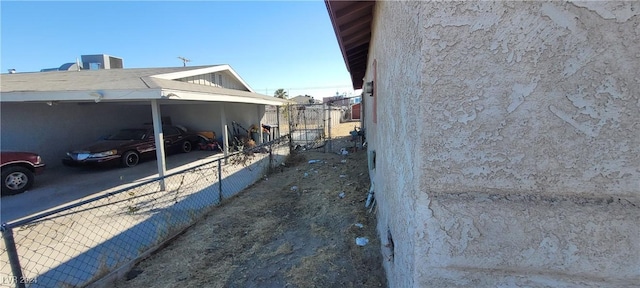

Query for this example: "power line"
[256,84,357,91]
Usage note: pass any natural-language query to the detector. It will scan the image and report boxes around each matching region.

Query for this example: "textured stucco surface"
[419,193,639,287]
[366,1,423,287]
[418,1,639,197]
[364,1,639,287]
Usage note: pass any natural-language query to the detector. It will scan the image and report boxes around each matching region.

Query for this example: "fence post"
[276,107,281,139]
[268,141,273,168]
[1,224,26,288]
[288,105,294,152]
[326,103,332,153]
[218,159,223,203]
[303,108,308,147]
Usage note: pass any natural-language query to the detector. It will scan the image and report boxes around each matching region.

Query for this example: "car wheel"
[1,166,34,195]
[121,151,140,168]
[181,141,192,153]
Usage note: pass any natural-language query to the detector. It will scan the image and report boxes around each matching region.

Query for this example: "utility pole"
[177,56,191,67]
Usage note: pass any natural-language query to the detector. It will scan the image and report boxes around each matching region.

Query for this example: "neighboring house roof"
[290,95,316,104]
[325,0,375,89]
[0,65,289,106]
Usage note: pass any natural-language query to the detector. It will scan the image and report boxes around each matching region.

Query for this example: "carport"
[0,65,289,190]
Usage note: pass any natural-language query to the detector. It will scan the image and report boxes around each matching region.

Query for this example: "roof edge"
[325,0,375,90]
[150,65,255,93]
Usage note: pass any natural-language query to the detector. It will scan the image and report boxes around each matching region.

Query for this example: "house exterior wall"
[177,72,246,90]
[161,103,223,134]
[290,95,316,104]
[364,1,639,287]
[161,102,264,142]
[351,103,361,120]
[0,102,267,168]
[224,103,265,133]
[0,103,151,167]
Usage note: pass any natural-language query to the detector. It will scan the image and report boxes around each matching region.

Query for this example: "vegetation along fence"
[0,136,290,288]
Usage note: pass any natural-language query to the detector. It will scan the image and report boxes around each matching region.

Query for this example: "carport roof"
[0,65,291,106]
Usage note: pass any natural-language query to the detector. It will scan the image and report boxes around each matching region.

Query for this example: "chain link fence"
[287,103,327,150]
[0,136,290,288]
[266,102,357,152]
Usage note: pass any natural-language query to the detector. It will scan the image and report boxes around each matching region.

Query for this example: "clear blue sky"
[1,1,359,99]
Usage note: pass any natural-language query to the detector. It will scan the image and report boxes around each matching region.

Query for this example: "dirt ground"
[114,122,386,288]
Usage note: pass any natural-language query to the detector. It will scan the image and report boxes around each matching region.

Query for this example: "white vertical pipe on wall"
[150,99,166,191]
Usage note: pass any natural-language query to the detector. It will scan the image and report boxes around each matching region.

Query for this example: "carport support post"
[257,105,263,144]
[220,104,229,164]
[1,225,26,288]
[151,99,167,191]
[223,125,229,165]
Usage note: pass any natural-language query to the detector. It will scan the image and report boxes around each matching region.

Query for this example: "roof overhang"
[0,89,161,103]
[159,89,290,106]
[0,88,290,106]
[325,0,375,89]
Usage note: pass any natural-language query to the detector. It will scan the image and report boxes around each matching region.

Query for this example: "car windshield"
[107,129,147,140]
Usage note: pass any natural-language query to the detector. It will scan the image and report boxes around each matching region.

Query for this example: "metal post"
[2,225,26,288]
[303,109,308,148]
[267,141,273,170]
[327,103,332,153]
[276,107,281,139]
[256,105,263,145]
[323,104,327,153]
[218,159,223,203]
[288,105,294,151]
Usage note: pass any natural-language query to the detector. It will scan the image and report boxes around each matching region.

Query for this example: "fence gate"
[287,103,326,150]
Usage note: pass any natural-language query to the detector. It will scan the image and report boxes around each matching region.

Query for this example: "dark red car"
[1,151,46,195]
[63,125,202,168]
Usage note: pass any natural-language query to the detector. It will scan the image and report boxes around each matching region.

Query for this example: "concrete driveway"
[0,150,222,223]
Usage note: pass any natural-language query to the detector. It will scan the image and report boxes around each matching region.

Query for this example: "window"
[163,126,181,136]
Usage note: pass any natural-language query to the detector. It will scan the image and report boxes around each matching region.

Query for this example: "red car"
[1,151,46,195]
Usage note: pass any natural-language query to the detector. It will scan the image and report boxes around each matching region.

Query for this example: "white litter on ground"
[355,237,369,246]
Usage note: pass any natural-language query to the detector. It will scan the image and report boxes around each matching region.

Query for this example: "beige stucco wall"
[364,1,639,287]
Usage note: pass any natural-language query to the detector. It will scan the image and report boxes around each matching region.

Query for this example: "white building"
[327,1,639,286]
